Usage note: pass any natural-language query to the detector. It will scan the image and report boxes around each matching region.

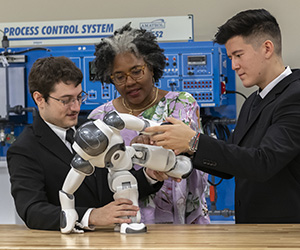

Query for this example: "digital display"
[187,55,206,65]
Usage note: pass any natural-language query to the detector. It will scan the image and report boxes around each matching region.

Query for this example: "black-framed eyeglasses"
[48,91,88,107]
[110,64,146,86]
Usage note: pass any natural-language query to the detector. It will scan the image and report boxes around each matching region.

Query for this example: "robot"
[59,110,192,234]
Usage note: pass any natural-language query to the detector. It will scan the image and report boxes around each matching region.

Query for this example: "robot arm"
[132,143,192,179]
[59,168,86,234]
[59,154,96,234]
[103,110,159,135]
[103,111,193,179]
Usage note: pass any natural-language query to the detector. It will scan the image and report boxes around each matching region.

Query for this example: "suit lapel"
[33,114,99,196]
[231,93,254,144]
[233,70,300,145]
[33,114,74,165]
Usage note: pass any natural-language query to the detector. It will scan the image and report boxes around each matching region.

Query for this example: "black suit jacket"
[7,114,162,230]
[192,69,300,223]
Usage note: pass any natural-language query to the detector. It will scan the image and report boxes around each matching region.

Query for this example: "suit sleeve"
[7,128,93,231]
[193,87,300,182]
[7,142,62,230]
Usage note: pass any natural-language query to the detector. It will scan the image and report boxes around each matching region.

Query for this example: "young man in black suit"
[146,9,300,223]
[7,56,163,230]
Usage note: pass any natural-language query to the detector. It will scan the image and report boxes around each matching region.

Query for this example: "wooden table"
[0,224,300,249]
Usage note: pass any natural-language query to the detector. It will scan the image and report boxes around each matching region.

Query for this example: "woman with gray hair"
[88,23,210,224]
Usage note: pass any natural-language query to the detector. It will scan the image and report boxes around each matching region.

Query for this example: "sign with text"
[0,15,193,47]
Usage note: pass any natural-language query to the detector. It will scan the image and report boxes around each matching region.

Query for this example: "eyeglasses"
[110,64,146,85]
[48,91,88,107]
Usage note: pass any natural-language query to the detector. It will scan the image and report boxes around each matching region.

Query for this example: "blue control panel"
[33,41,235,113]
[0,41,236,222]
[0,41,236,114]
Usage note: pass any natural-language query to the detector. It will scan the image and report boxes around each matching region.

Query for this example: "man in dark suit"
[145,9,300,223]
[7,56,163,231]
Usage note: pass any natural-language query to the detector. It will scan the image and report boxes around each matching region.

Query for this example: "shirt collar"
[44,121,74,144]
[259,66,292,98]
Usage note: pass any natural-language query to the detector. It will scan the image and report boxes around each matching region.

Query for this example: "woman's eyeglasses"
[110,64,146,85]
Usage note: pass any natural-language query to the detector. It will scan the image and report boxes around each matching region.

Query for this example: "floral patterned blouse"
[88,91,210,224]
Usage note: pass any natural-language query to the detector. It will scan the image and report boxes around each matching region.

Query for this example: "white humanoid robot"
[59,110,192,234]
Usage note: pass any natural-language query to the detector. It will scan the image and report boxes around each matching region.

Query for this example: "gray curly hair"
[93,23,166,84]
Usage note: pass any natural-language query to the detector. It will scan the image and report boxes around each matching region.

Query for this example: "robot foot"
[119,223,147,234]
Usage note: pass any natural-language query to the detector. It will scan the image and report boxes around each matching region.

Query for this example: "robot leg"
[108,170,147,234]
[132,143,193,179]
[59,155,95,234]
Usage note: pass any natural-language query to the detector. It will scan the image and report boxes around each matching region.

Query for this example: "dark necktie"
[66,128,75,145]
[248,94,262,121]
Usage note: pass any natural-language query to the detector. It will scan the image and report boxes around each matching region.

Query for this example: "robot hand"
[59,190,84,234]
[132,143,193,179]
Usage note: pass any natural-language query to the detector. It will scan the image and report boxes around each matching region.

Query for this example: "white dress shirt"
[259,66,292,98]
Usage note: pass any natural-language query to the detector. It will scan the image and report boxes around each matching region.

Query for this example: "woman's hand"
[130,134,151,145]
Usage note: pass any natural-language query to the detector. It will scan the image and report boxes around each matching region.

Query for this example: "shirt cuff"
[143,168,158,185]
[80,208,96,231]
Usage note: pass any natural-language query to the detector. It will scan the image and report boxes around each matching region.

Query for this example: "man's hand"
[89,198,139,226]
[145,117,196,155]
